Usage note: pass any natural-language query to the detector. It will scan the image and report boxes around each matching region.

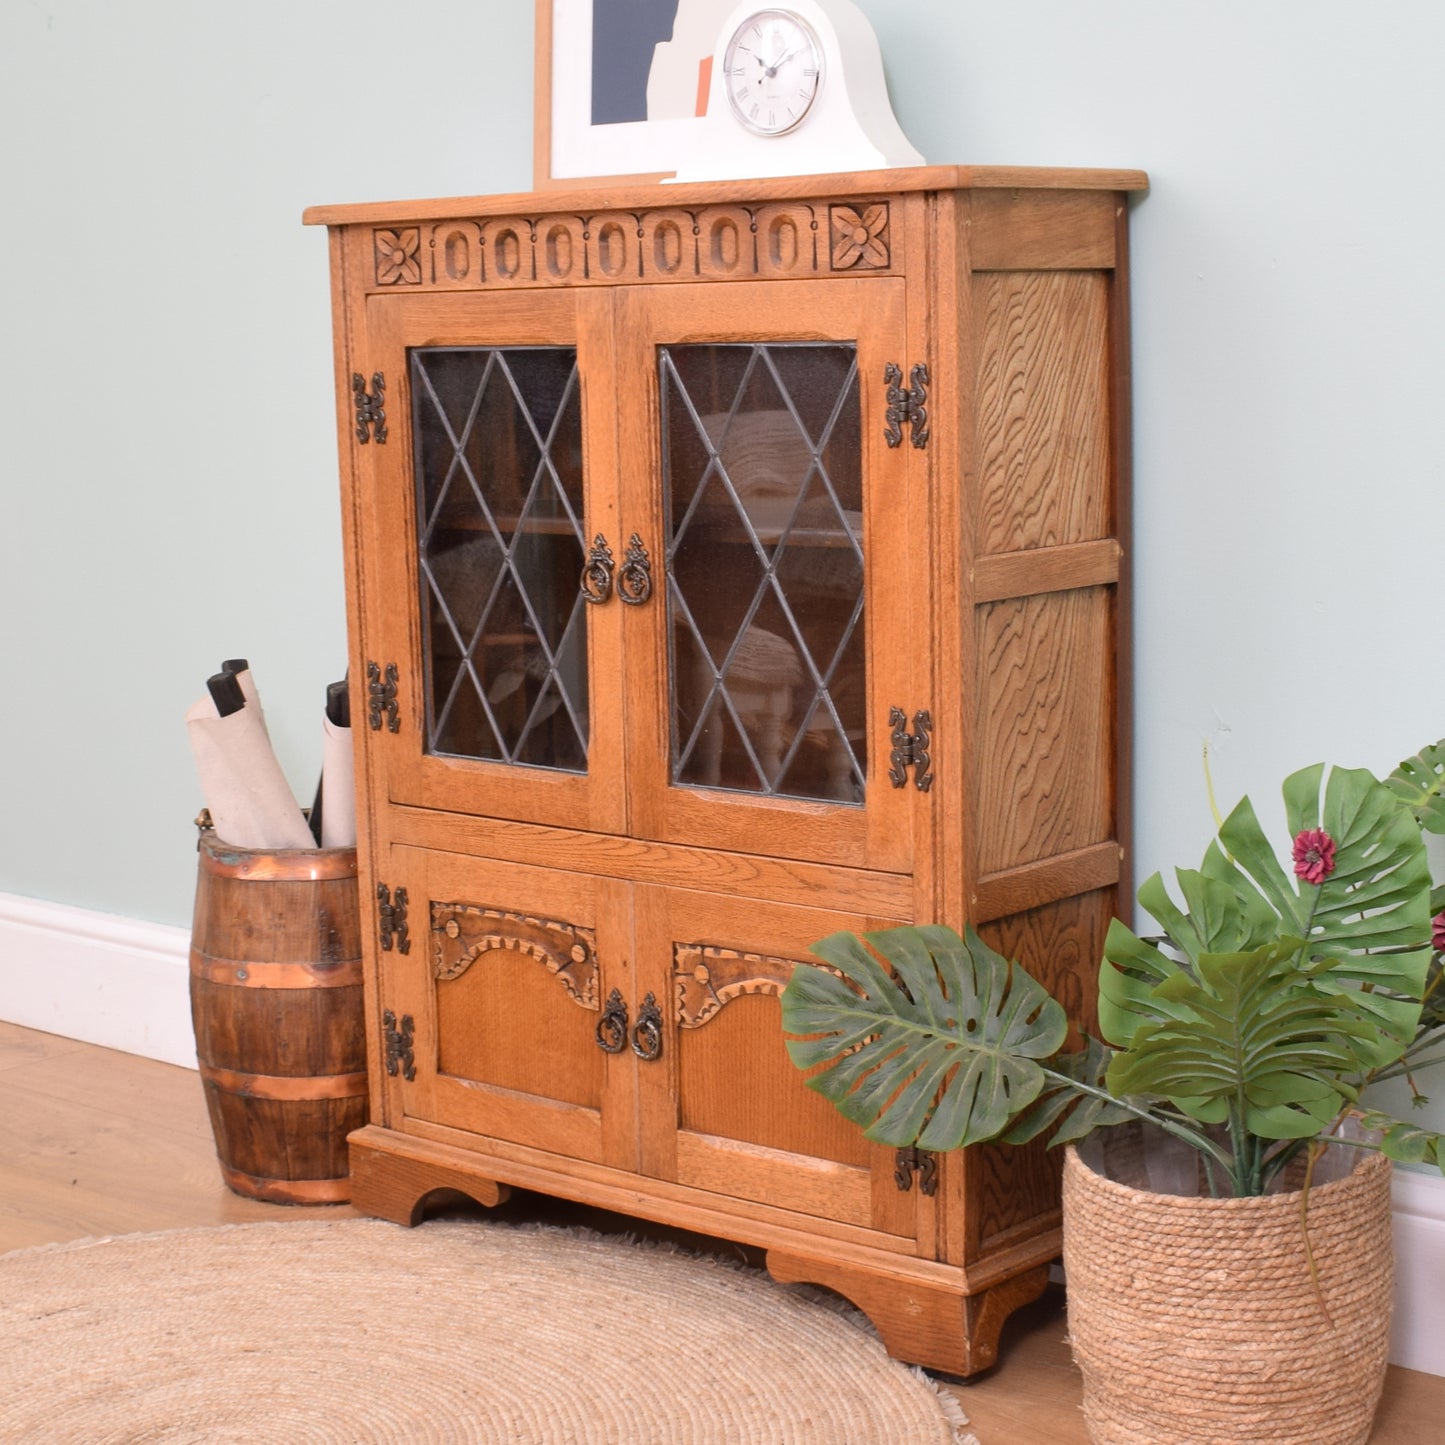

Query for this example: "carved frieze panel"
[431,902,599,1010]
[370,198,895,293]
[673,944,801,1029]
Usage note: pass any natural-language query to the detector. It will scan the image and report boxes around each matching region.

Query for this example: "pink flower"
[1292,828,1337,886]
[1432,912,1445,954]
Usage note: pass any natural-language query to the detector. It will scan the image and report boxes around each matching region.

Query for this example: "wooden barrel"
[189,828,366,1204]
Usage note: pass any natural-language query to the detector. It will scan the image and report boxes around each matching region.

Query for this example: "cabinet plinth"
[309,164,1144,1377]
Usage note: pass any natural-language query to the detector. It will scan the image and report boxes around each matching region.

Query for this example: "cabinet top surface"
[302,164,1148,228]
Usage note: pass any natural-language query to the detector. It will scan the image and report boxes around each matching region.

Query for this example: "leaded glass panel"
[411,347,588,771]
[661,343,865,805]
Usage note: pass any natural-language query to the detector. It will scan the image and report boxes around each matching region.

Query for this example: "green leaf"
[1003,1035,1137,1147]
[1387,738,1445,834]
[1115,765,1432,1070]
[1219,790,1310,934]
[780,925,1068,1151]
[1104,941,1384,1140]
[1097,918,1196,1049]
[1353,1109,1445,1174]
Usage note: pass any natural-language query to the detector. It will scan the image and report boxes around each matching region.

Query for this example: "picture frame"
[534,0,718,189]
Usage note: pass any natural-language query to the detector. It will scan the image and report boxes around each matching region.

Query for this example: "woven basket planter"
[1061,1144,1393,1445]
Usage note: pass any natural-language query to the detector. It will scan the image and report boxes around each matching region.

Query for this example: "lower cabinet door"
[385,846,637,1172]
[632,884,925,1251]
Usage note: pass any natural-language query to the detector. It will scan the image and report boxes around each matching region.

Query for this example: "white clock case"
[670,0,925,181]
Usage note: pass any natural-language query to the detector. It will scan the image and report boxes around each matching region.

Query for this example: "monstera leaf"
[1105,940,1385,1139]
[1387,738,1445,835]
[1100,764,1432,1067]
[1003,1035,1138,1148]
[780,924,1068,1152]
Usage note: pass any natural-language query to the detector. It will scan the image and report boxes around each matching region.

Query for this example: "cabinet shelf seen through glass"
[662,342,865,806]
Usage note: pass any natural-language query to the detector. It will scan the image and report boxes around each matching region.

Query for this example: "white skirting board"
[1389,1168,1445,1375]
[0,892,195,1070]
[0,889,1442,1375]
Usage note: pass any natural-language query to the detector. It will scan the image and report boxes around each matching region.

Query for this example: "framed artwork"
[534,0,725,187]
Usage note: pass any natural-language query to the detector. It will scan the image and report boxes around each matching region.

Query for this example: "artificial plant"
[781,753,1445,1198]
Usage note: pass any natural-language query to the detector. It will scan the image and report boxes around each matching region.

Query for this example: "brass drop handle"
[617,534,654,606]
[630,992,663,1061]
[580,534,615,605]
[595,987,628,1053]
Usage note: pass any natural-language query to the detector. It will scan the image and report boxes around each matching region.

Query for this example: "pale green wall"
[4,5,1444,988]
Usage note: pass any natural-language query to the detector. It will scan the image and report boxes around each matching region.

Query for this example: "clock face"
[722,9,823,137]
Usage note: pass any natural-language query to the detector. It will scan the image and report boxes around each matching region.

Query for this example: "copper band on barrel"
[220,1164,351,1205]
[199,1062,368,1101]
[189,948,363,989]
[197,840,359,883]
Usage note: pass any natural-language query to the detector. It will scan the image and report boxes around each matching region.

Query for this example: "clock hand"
[763,45,801,79]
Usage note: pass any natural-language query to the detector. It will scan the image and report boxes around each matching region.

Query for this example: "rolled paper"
[319,711,356,848]
[185,693,313,850]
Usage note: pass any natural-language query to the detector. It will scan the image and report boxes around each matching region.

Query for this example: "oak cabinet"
[307,165,1145,1376]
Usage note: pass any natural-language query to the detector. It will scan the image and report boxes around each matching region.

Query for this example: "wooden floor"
[1,1019,1439,1444]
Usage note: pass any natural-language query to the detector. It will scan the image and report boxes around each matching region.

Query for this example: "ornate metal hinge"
[894,1146,939,1195]
[367,661,400,733]
[382,1009,416,1081]
[888,707,934,792]
[353,371,387,444]
[883,362,930,449]
[377,884,411,955]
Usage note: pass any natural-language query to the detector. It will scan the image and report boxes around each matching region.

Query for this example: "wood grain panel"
[434,948,603,1111]
[676,992,871,1168]
[387,808,913,917]
[970,190,1116,271]
[974,271,1112,554]
[976,889,1114,1043]
[975,587,1115,873]
[973,539,1120,604]
[972,842,1122,925]
[675,1133,874,1228]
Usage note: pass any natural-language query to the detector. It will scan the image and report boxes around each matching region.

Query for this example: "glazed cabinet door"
[631,884,927,1253]
[613,279,924,873]
[378,845,636,1171]
[360,289,626,835]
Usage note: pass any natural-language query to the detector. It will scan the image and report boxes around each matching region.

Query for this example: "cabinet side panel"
[975,587,1115,874]
[955,887,1114,1263]
[973,271,1112,555]
[977,888,1106,1043]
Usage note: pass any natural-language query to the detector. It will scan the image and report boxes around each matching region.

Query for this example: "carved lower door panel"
[385,845,636,1171]
[632,884,926,1251]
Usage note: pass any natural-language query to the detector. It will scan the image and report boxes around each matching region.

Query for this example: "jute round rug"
[0,1219,978,1444]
